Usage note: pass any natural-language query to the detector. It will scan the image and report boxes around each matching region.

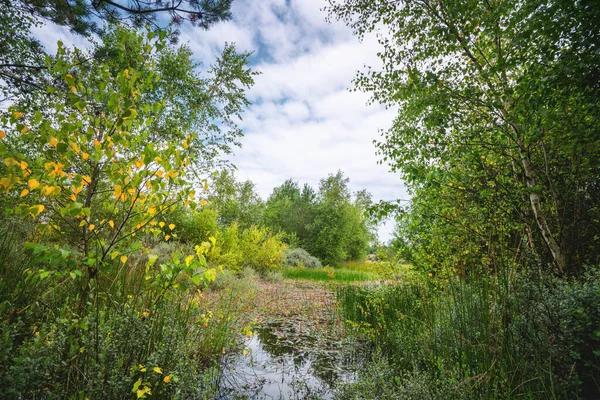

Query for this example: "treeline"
[174,170,377,267]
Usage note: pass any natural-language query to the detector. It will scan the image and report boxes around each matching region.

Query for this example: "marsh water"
[216,318,362,399]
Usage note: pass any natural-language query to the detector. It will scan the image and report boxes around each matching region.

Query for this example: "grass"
[340,260,375,271]
[282,266,377,282]
[334,271,600,399]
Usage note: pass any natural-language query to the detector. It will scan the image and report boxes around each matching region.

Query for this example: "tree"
[1,0,235,106]
[327,0,600,275]
[10,0,233,35]
[310,171,365,265]
[262,179,316,246]
[206,170,264,228]
[0,26,255,309]
[0,3,46,104]
[345,189,376,260]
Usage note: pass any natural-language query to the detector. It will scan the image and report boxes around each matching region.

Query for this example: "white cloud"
[30,0,408,241]
[30,23,94,53]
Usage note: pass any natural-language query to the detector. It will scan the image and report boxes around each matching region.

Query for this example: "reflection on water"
[216,320,361,400]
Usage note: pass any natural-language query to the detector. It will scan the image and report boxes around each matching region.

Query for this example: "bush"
[285,248,322,268]
[210,223,244,271]
[209,224,287,273]
[239,226,287,273]
[263,270,283,282]
[172,207,220,244]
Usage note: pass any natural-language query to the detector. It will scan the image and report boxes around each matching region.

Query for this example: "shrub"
[209,224,287,273]
[263,270,283,282]
[285,248,322,268]
[210,223,244,271]
[239,226,287,273]
[172,207,219,244]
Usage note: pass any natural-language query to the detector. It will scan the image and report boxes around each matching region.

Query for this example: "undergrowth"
[335,269,600,399]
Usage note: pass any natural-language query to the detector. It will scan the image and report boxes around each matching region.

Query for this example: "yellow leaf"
[164,235,171,241]
[109,220,115,229]
[169,224,175,230]
[70,194,77,202]
[134,159,144,169]
[88,224,95,231]
[30,204,45,216]
[20,189,29,197]
[93,139,101,147]
[200,199,207,206]
[81,176,91,185]
[152,366,162,374]
[0,130,5,139]
[70,142,80,154]
[72,184,83,194]
[41,186,53,196]
[20,161,28,170]
[70,86,77,94]
[0,177,11,191]
[113,185,122,201]
[204,182,209,191]
[163,375,171,384]
[156,170,164,178]
[203,268,217,282]
[12,111,23,119]
[185,255,195,267]
[159,221,165,228]
[20,126,29,134]
[120,255,128,264]
[148,206,156,215]
[82,152,89,161]
[48,137,58,147]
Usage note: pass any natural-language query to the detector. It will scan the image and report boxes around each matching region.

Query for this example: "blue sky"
[32,0,408,241]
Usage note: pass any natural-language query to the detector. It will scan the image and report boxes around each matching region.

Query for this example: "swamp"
[1,0,599,399]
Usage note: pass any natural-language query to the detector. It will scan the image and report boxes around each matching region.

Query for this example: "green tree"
[206,170,264,228]
[345,189,376,260]
[310,171,367,265]
[262,179,316,246]
[0,25,255,306]
[327,0,600,275]
[10,0,233,35]
[1,0,234,106]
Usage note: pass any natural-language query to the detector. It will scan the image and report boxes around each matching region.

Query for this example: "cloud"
[30,23,95,53]
[30,0,408,242]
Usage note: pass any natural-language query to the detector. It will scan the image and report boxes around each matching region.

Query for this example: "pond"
[216,318,363,400]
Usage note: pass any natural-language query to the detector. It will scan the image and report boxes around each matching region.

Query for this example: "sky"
[31,0,409,242]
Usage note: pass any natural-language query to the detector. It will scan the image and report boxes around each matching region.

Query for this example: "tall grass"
[283,267,376,282]
[335,270,600,399]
